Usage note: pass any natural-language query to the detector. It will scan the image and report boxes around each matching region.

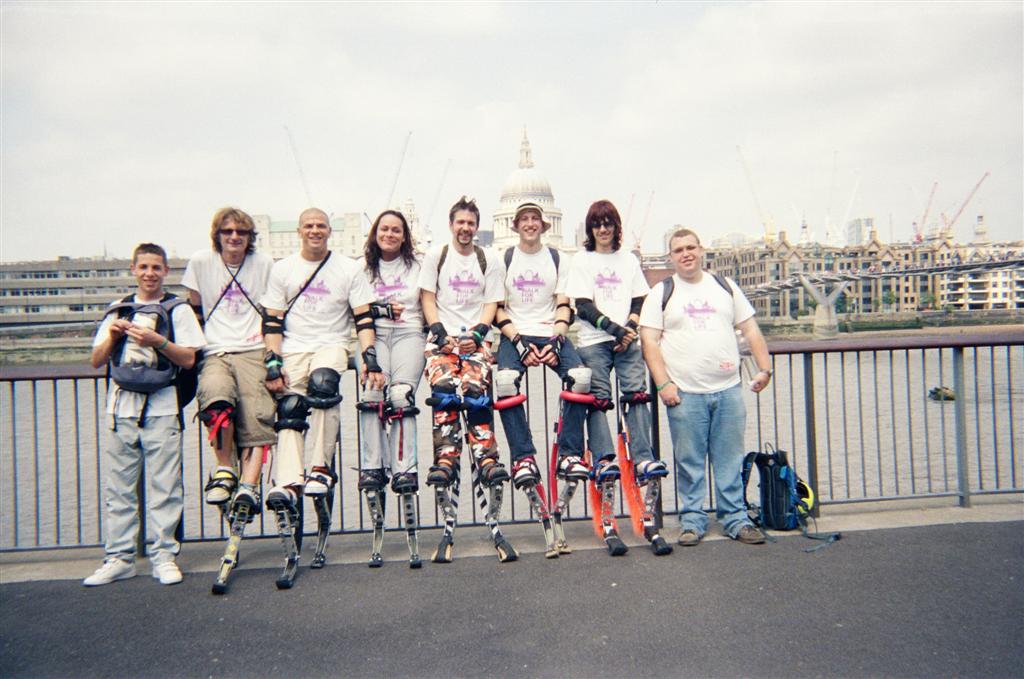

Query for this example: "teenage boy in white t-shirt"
[260,208,384,513]
[493,202,591,487]
[84,243,205,587]
[417,196,507,488]
[639,228,772,547]
[565,200,666,482]
[182,207,275,516]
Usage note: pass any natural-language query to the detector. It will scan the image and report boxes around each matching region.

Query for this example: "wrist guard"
[625,319,638,331]
[362,347,383,373]
[428,322,448,346]
[265,351,284,381]
[369,303,395,320]
[512,334,531,362]
[470,323,490,347]
[603,319,628,343]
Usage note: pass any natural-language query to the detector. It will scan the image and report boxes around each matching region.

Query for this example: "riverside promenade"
[2,498,1021,679]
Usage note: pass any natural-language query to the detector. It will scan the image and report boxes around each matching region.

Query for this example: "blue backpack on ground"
[742,443,841,551]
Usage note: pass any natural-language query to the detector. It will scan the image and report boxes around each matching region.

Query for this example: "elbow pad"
[575,298,602,327]
[629,296,645,316]
[262,311,284,335]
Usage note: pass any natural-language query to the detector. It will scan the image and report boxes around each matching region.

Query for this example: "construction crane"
[736,145,775,242]
[284,125,314,206]
[385,131,413,210]
[941,172,990,237]
[635,191,654,252]
[423,158,451,246]
[914,182,938,243]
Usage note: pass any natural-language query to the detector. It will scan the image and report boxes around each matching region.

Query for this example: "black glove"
[470,323,491,349]
[362,347,382,373]
[603,320,629,343]
[265,351,284,381]
[428,322,448,346]
[512,334,532,362]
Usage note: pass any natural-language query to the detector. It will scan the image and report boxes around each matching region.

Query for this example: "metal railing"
[2,328,1022,552]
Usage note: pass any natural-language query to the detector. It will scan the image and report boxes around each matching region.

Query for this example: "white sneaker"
[152,560,183,585]
[83,558,136,587]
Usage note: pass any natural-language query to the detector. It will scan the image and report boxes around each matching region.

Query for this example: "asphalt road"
[2,521,1022,679]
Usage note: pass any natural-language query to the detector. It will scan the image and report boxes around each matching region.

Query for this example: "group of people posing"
[83,195,773,588]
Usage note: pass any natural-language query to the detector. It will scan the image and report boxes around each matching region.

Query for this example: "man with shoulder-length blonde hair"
[640,227,773,547]
[182,207,275,519]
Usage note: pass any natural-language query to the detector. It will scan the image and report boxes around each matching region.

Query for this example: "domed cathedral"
[490,128,565,250]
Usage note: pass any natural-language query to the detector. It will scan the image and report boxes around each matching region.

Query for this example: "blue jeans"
[496,335,586,462]
[666,383,752,538]
[575,340,654,463]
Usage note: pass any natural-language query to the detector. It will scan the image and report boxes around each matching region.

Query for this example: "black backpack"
[660,270,731,310]
[503,245,560,272]
[741,444,841,551]
[105,293,199,426]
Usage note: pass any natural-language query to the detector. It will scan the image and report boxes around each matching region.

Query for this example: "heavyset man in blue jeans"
[639,228,773,546]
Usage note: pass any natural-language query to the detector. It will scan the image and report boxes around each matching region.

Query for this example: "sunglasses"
[593,222,616,232]
[219,228,252,237]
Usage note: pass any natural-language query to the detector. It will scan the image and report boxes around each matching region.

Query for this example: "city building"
[489,128,566,251]
[0,256,188,327]
[253,212,364,260]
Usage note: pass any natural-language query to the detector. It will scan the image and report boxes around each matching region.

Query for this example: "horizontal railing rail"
[2,328,1021,552]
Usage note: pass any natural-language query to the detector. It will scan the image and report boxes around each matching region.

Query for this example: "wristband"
[656,381,672,392]
[265,351,284,381]
[158,338,169,351]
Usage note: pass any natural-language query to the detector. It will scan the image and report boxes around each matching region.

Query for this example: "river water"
[2,344,1021,550]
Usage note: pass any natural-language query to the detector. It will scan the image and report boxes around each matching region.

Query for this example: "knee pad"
[566,367,592,394]
[494,369,521,399]
[198,399,234,428]
[386,383,419,418]
[306,367,343,408]
[274,394,310,432]
[427,385,462,411]
[357,387,386,414]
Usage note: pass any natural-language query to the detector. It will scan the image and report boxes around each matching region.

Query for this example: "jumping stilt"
[431,472,459,563]
[401,492,421,569]
[211,500,253,595]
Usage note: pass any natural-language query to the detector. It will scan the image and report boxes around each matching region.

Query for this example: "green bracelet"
[158,338,169,351]
[656,381,672,392]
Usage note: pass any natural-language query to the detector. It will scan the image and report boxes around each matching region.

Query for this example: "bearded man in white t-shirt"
[182,207,275,517]
[639,228,773,547]
[418,196,508,489]
[260,208,385,514]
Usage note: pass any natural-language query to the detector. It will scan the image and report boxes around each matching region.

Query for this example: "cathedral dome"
[491,128,565,250]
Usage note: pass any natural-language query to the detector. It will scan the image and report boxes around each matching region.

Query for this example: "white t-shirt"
[639,272,755,393]
[261,251,375,353]
[503,245,568,337]
[94,296,206,418]
[565,249,649,347]
[418,244,504,337]
[181,249,273,354]
[358,255,424,331]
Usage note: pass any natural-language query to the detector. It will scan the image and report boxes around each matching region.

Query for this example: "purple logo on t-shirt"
[300,279,330,311]
[448,270,481,304]
[685,300,715,330]
[594,269,623,301]
[375,275,406,302]
[222,283,246,315]
[512,270,545,303]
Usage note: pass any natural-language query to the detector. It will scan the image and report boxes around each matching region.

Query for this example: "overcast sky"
[2,1,1021,262]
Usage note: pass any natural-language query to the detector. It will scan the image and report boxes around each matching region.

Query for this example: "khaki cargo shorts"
[197,348,277,448]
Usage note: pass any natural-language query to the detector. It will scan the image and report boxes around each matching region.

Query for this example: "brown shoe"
[677,529,702,546]
[735,525,766,545]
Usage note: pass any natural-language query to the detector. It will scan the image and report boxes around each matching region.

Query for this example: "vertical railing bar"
[53,381,62,544]
[872,351,883,496]
[921,350,933,494]
[1007,345,1017,488]
[822,354,834,497]
[904,350,915,495]
[770,354,780,446]
[788,357,796,468]
[855,352,867,497]
[32,381,40,546]
[988,346,999,488]
[197,425,206,538]
[11,382,20,547]
[839,353,852,497]
[972,348,983,489]
[938,349,950,491]
[952,346,971,507]
[887,351,900,496]
[802,353,820,513]
[94,380,103,542]
[73,379,83,544]
[353,373,362,532]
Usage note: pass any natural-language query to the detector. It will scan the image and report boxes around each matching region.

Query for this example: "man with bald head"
[261,208,384,519]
